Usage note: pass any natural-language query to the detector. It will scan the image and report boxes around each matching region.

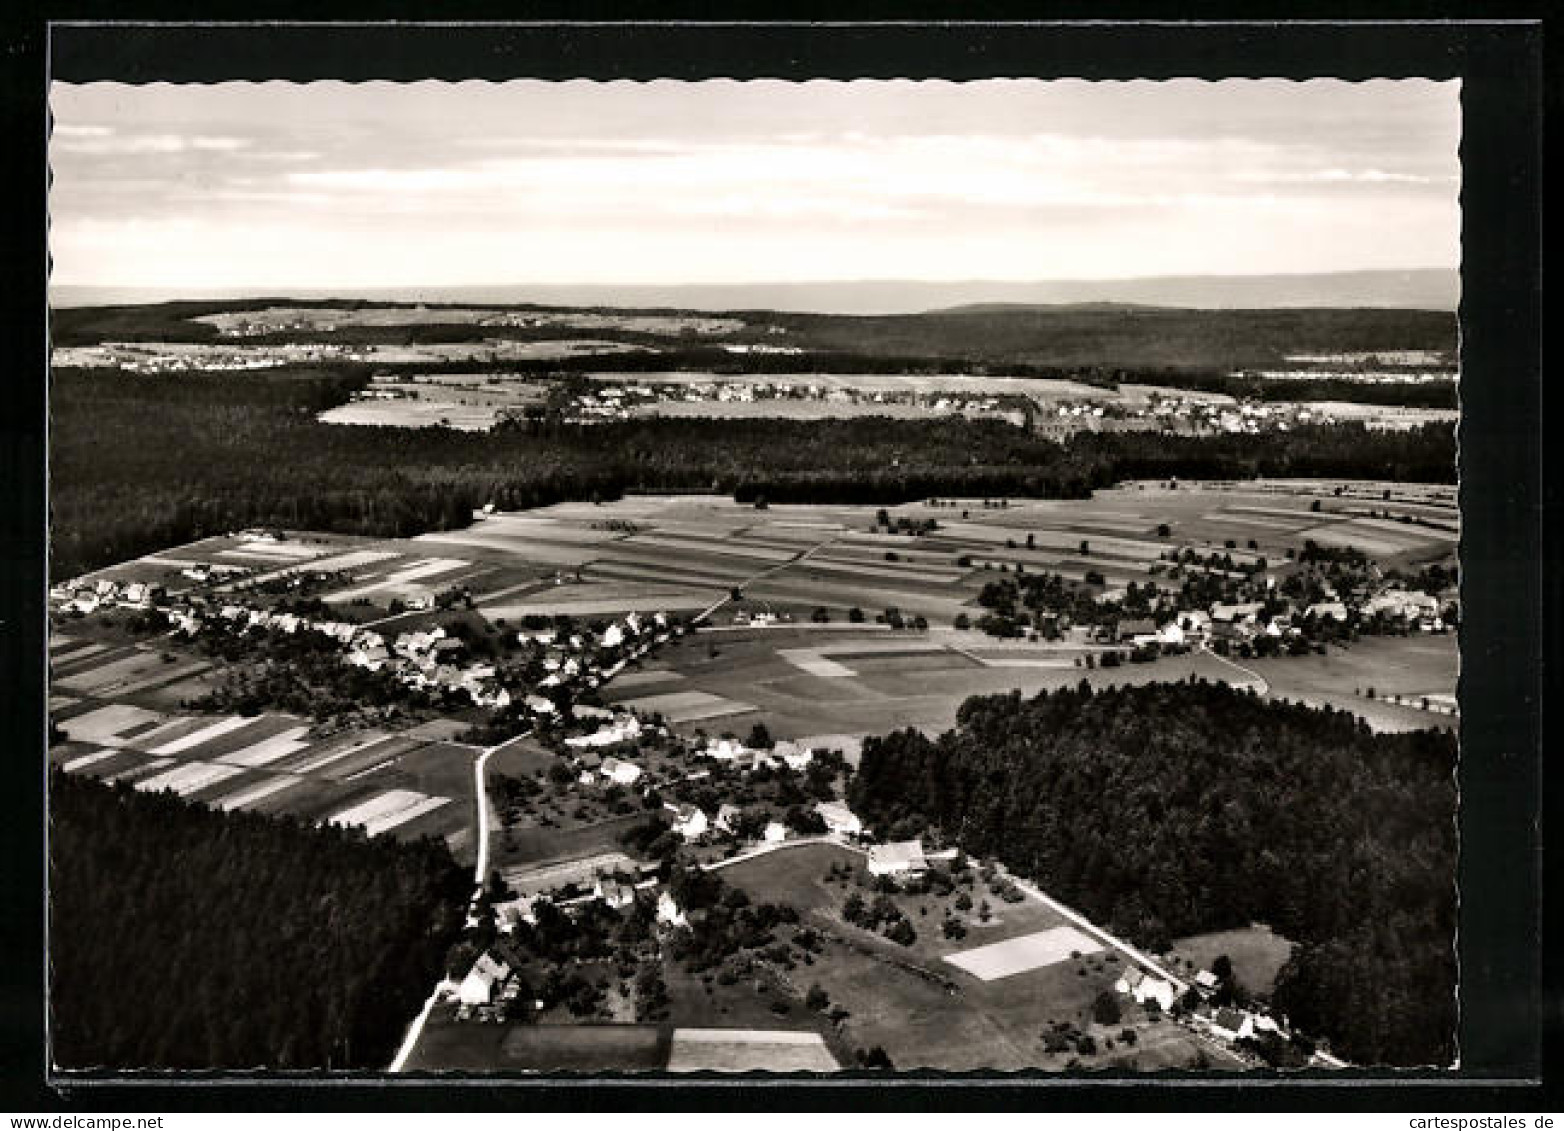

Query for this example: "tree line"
[847,679,1456,1067]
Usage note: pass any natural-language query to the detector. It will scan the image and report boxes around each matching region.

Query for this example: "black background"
[1,10,1550,1112]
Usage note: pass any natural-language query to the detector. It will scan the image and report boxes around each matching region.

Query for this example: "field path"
[1195,644,1271,696]
[388,727,529,1073]
[692,537,838,624]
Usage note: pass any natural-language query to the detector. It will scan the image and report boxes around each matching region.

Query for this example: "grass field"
[1168,925,1296,998]
[665,1028,839,1072]
[943,926,1103,981]
[1249,634,1458,732]
[405,1011,669,1072]
[708,840,1236,1070]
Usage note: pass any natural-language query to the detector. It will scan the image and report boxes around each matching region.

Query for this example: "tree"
[805,984,830,1012]
[953,613,971,631]
[811,607,831,623]
[1157,523,1171,538]
[848,607,865,624]
[746,722,775,750]
[1212,954,1234,982]
[1093,989,1122,1026]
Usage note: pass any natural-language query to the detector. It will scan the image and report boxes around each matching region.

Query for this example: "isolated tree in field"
[1079,540,1090,556]
[806,984,830,1012]
[1093,990,1122,1026]
[1212,955,1234,981]
[811,607,831,623]
[746,722,774,750]
[1157,523,1171,538]
[954,613,971,630]
[848,607,865,623]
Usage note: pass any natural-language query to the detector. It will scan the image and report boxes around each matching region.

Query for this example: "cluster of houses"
[52,341,370,372]
[1031,392,1415,443]
[50,576,165,616]
[1078,579,1448,651]
[1112,963,1288,1055]
[561,379,1024,426]
[53,562,681,717]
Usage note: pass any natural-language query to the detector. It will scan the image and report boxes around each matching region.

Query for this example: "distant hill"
[51,269,1458,316]
[50,294,1458,371]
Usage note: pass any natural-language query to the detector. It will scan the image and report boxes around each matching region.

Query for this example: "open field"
[405,1013,668,1073]
[665,1028,839,1073]
[620,633,1261,741]
[944,926,1103,981]
[713,843,1212,1070]
[50,635,482,860]
[1168,925,1296,999]
[1249,634,1458,732]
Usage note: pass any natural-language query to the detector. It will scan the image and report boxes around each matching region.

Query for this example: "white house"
[1193,969,1220,994]
[1305,601,1349,623]
[1135,975,1177,1012]
[565,716,641,748]
[714,803,742,834]
[867,840,928,876]
[656,890,687,928]
[1210,601,1263,624]
[457,952,512,1006]
[706,737,750,762]
[594,877,636,910]
[1155,621,1186,647]
[815,800,863,838]
[763,821,788,844]
[600,757,643,786]
[774,741,814,772]
[667,804,709,841]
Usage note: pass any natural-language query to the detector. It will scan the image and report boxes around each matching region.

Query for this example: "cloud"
[50,123,113,139]
[1234,168,1453,186]
[52,133,251,155]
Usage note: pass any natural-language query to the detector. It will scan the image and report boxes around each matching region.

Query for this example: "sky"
[47,79,1462,291]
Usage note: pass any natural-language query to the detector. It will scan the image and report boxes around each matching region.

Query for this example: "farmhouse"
[457,952,512,1006]
[667,803,710,841]
[565,716,642,748]
[815,800,863,838]
[1211,602,1263,624]
[594,877,637,910]
[1193,969,1220,994]
[600,757,643,786]
[1208,1007,1252,1042]
[656,890,688,928]
[773,741,814,771]
[1116,617,1158,644]
[706,737,751,763]
[1175,610,1212,638]
[868,840,928,877]
[763,821,788,844]
[713,804,742,834]
[1304,601,1349,622]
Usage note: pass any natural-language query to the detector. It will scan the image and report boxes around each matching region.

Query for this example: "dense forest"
[50,364,1455,578]
[49,770,469,1070]
[848,680,1457,1067]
